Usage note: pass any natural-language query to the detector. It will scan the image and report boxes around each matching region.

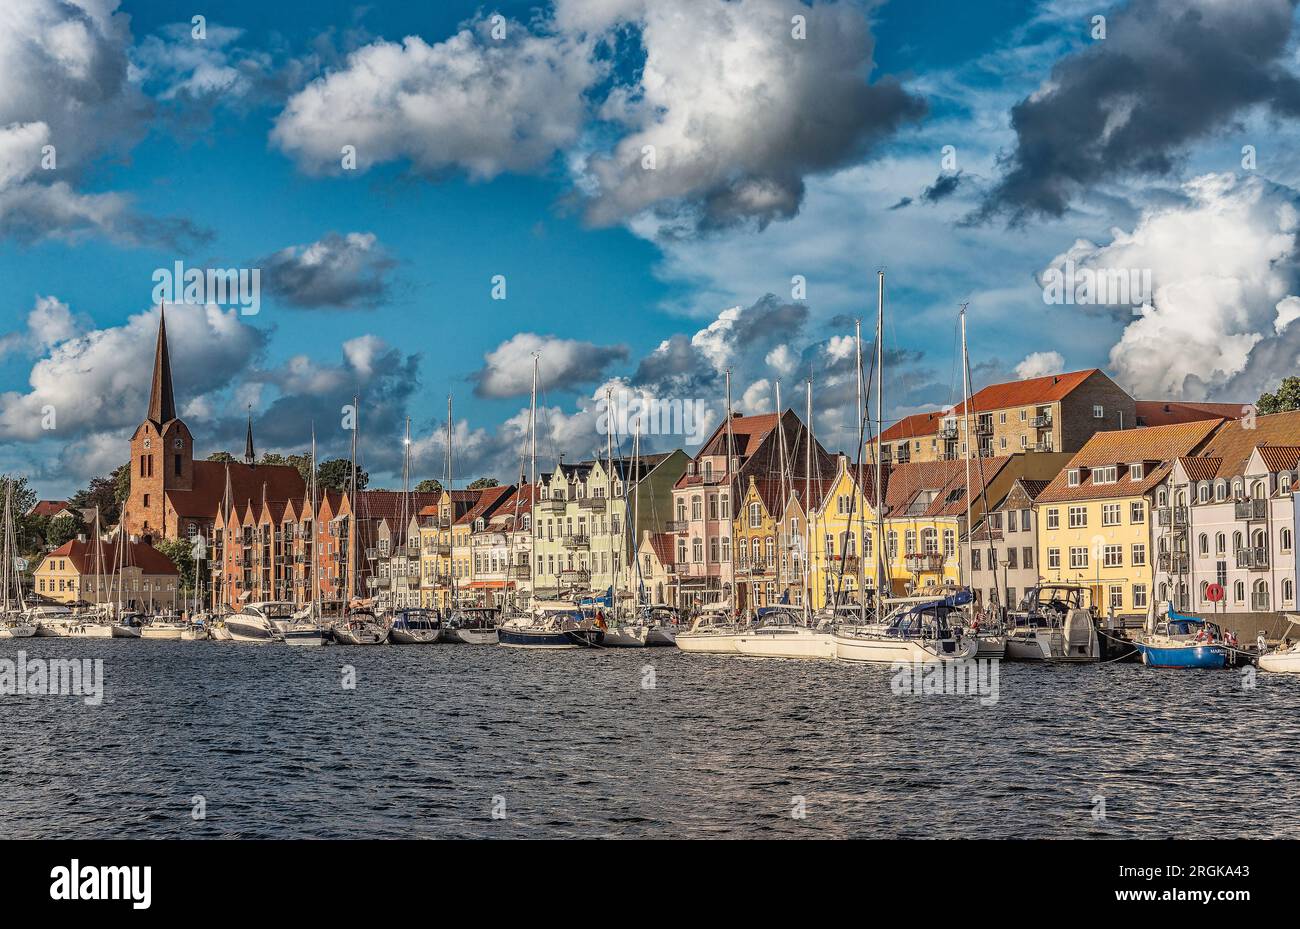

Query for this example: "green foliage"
[415,478,444,495]
[317,458,368,493]
[45,513,82,548]
[206,451,234,462]
[154,537,196,592]
[1257,376,1300,415]
[69,474,121,526]
[0,474,37,516]
[467,477,499,489]
[112,462,131,507]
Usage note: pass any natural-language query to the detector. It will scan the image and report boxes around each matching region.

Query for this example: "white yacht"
[443,607,501,644]
[674,606,745,654]
[226,601,294,642]
[834,590,979,663]
[1258,616,1300,673]
[333,609,388,645]
[1003,584,1104,662]
[734,606,835,659]
[640,605,682,646]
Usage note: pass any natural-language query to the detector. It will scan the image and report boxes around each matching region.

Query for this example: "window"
[1286,578,1295,603]
[1102,503,1121,526]
[971,549,981,571]
[1133,583,1148,609]
[748,503,761,528]
[1131,543,1146,567]
[1103,544,1122,567]
[1048,548,1061,569]
[692,496,703,520]
[721,537,730,562]
[1109,585,1123,610]
[1234,580,1245,603]
[1068,506,1087,528]
[1094,466,1118,485]
[1215,532,1225,555]
[943,530,955,557]
[1282,528,1294,552]
[1006,548,1018,569]
[1069,547,1089,569]
[1129,463,1144,481]
[1006,510,1018,533]
[999,412,1007,424]
[1046,508,1060,530]
[1093,404,1104,418]
[1023,547,1033,569]
[1198,483,1210,503]
[1198,533,1209,556]
[693,538,704,564]
[1067,470,1080,487]
[1130,501,1145,523]
[1282,472,1294,495]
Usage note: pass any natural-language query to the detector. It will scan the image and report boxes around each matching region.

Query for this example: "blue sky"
[4,0,1300,496]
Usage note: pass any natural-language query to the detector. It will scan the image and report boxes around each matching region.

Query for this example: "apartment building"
[809,454,881,609]
[1035,419,1221,621]
[1150,412,1300,637]
[960,477,1052,612]
[34,537,179,610]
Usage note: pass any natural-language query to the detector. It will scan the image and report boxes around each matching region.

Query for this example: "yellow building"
[34,537,180,611]
[1034,420,1219,618]
[809,455,880,608]
[735,476,786,612]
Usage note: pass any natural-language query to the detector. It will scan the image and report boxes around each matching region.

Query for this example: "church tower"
[125,307,194,542]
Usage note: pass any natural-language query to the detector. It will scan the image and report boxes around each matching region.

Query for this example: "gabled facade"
[810,455,881,609]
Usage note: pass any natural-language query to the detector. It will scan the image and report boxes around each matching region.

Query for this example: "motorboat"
[140,615,188,640]
[29,604,106,637]
[496,606,604,649]
[1134,605,1238,669]
[111,612,144,638]
[735,606,835,659]
[443,607,501,644]
[1003,584,1123,663]
[2,613,36,638]
[674,605,746,654]
[388,608,442,644]
[639,605,682,646]
[226,601,294,642]
[834,588,980,663]
[333,609,388,645]
[1259,615,1300,673]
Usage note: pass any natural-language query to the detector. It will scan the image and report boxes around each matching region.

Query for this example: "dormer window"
[1281,472,1293,495]
[1093,466,1117,485]
[1067,469,1080,487]
[1129,463,1144,481]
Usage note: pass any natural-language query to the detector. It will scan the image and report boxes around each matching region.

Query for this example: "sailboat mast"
[724,368,736,613]
[1,482,11,613]
[961,306,973,592]
[447,393,455,609]
[875,270,886,618]
[804,378,812,623]
[606,387,614,606]
[349,394,359,603]
[855,318,866,622]
[775,379,785,599]
[632,419,641,611]
[311,425,320,620]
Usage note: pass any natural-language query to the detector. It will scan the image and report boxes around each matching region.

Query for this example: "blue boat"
[496,607,605,649]
[1134,604,1236,669]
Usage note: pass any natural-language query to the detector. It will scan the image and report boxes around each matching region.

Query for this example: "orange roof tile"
[1136,400,1245,427]
[1036,419,1221,503]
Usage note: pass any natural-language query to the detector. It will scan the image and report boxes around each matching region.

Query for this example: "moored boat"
[226,601,293,642]
[1259,615,1300,673]
[333,609,388,645]
[443,606,500,644]
[388,608,442,644]
[834,589,979,663]
[674,606,745,654]
[1134,604,1238,669]
[496,607,604,649]
[734,606,835,659]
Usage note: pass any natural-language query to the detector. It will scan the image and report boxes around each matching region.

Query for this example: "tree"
[415,478,444,495]
[111,462,131,509]
[467,477,499,489]
[70,474,122,525]
[317,458,368,493]
[1257,376,1300,415]
[207,451,234,462]
[154,537,196,593]
[260,451,313,484]
[0,474,37,517]
[46,513,82,548]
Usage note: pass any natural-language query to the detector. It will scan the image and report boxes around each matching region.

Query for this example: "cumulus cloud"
[471,333,629,399]
[1015,350,1065,380]
[0,296,88,357]
[976,0,1300,223]
[567,0,925,230]
[1061,173,1300,399]
[258,232,396,309]
[272,19,600,179]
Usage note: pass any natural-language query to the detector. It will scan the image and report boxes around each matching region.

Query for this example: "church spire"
[244,407,256,466]
[148,305,177,425]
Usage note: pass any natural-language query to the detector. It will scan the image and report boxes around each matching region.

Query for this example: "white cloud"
[471,332,629,399]
[1015,350,1065,380]
[272,21,599,179]
[259,231,396,309]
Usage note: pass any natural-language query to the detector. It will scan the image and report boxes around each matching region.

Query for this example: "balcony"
[508,563,531,578]
[559,568,591,583]
[579,497,607,512]
[975,419,994,435]
[562,534,590,550]
[1157,552,1189,574]
[939,423,959,439]
[1034,441,1055,453]
[1032,413,1053,429]
[1235,499,1267,520]
[1237,547,1270,570]
[434,542,452,556]
[905,552,945,573]
[665,520,689,533]
[539,497,568,513]
[1157,507,1189,528]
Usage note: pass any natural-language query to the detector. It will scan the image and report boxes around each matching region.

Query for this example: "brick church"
[123,309,306,544]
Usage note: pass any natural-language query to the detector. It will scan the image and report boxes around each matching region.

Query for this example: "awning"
[467,580,510,589]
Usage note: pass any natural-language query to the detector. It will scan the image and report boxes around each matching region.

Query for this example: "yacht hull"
[603,625,650,647]
[140,626,185,640]
[4,625,36,638]
[389,627,441,644]
[226,619,279,642]
[497,627,604,648]
[834,633,979,663]
[283,627,324,646]
[1259,650,1300,673]
[646,626,678,647]
[734,628,835,659]
[111,625,142,638]
[444,627,499,645]
[1138,643,1230,669]
[675,632,742,654]
[333,625,387,645]
[973,634,1006,659]
[209,626,233,641]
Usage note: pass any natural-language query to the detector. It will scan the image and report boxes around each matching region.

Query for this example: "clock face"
[143,437,151,449]
[173,437,183,450]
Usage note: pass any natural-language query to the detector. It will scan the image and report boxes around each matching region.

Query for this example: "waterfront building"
[417,489,478,609]
[809,453,881,609]
[34,538,179,610]
[1034,419,1221,621]
[960,477,1052,612]
[634,530,675,605]
[669,410,835,610]
[1150,411,1300,634]
[454,484,514,607]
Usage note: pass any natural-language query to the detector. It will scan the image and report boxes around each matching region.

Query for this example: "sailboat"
[735,379,835,659]
[333,395,389,646]
[601,393,653,647]
[1259,616,1300,673]
[1133,603,1238,669]
[0,482,35,637]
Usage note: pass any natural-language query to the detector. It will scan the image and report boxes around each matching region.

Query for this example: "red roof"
[27,500,73,518]
[353,490,443,524]
[168,460,306,520]
[880,411,945,443]
[951,369,1101,416]
[42,538,179,576]
[455,485,513,525]
[1136,400,1245,427]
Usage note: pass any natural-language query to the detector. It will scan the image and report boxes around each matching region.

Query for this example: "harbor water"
[2,639,1298,839]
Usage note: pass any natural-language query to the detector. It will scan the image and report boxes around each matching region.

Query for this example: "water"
[1,639,1298,839]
